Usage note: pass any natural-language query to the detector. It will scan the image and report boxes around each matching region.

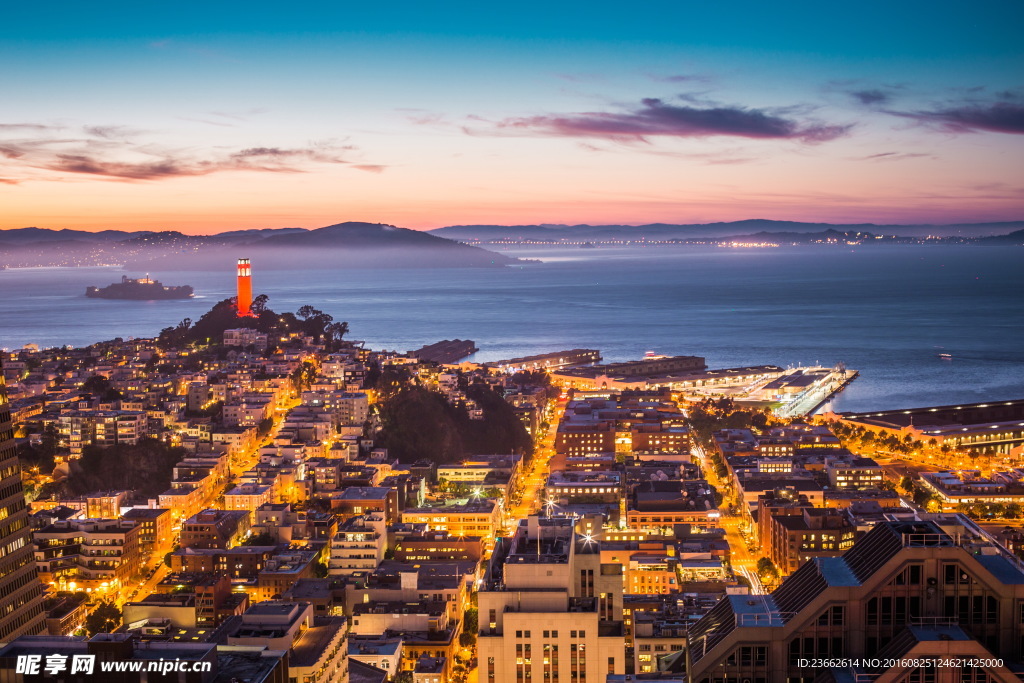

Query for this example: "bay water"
[1,244,1021,413]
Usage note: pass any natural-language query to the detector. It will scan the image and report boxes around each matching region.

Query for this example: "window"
[893,564,923,585]
[816,605,844,626]
[943,564,971,585]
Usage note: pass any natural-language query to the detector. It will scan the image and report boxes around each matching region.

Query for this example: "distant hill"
[430,219,1024,242]
[975,228,1024,245]
[0,227,155,244]
[214,221,519,270]
[0,222,519,269]
[3,218,1020,268]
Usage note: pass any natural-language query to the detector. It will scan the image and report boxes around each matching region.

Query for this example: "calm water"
[1,245,1022,413]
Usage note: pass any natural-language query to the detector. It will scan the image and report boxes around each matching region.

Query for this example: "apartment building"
[686,516,1024,683]
[33,519,141,592]
[477,517,626,683]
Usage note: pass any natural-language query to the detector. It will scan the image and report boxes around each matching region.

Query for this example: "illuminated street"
[507,395,567,525]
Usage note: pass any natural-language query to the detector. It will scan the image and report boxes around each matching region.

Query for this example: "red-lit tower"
[236,258,253,317]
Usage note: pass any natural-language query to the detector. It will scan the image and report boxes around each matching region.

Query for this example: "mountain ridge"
[3,218,1023,244]
[0,221,520,269]
[429,219,1024,241]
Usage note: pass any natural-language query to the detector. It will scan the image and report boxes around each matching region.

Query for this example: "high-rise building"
[686,515,1024,683]
[0,358,46,641]
[236,258,253,317]
[478,516,626,683]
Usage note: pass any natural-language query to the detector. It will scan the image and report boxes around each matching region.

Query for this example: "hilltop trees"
[81,374,122,401]
[66,438,187,498]
[157,296,348,350]
[375,380,532,464]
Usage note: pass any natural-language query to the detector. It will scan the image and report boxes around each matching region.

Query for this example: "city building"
[824,455,884,490]
[331,487,401,524]
[57,409,147,457]
[349,635,403,678]
[221,601,349,683]
[401,500,502,539]
[224,327,269,351]
[478,517,626,683]
[329,514,387,576]
[626,481,720,532]
[33,518,142,594]
[0,358,46,640]
[686,516,1024,683]
[43,593,88,637]
[546,470,622,505]
[153,572,246,627]
[920,470,1024,510]
[0,634,288,683]
[764,506,857,575]
[179,509,252,550]
[393,531,485,563]
[121,508,173,552]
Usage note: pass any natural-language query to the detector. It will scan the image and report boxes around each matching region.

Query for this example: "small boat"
[937,353,953,360]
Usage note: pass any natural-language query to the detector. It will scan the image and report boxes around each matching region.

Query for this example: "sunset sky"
[2,1,1023,233]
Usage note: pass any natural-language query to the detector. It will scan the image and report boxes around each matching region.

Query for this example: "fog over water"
[2,244,1022,413]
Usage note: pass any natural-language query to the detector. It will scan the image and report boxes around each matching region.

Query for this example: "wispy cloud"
[839,84,1024,135]
[176,117,237,128]
[856,151,932,162]
[148,39,240,63]
[210,108,269,121]
[479,98,851,143]
[850,89,892,105]
[0,123,58,132]
[888,101,1024,135]
[649,73,715,85]
[83,125,144,140]
[574,139,755,165]
[0,124,375,182]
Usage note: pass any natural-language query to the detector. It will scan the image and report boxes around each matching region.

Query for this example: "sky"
[2,1,1023,232]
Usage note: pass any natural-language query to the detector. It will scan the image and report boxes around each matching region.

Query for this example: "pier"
[769,366,859,418]
[409,339,478,364]
[486,349,601,373]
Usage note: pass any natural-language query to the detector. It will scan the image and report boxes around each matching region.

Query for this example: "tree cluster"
[756,556,778,580]
[85,602,121,637]
[157,296,348,350]
[17,422,59,475]
[955,501,1023,519]
[686,398,774,450]
[66,438,188,498]
[375,382,532,464]
[830,421,947,457]
[81,375,122,402]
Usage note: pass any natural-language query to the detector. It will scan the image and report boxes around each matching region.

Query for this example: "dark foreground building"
[687,515,1024,683]
[0,358,46,641]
